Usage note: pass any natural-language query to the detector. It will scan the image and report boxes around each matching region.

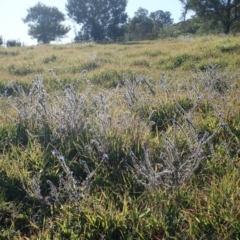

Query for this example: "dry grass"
[0,35,240,239]
[0,36,240,84]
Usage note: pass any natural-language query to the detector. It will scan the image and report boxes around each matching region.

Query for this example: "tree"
[150,10,173,30]
[134,7,149,20]
[127,8,154,40]
[66,0,128,42]
[23,2,70,44]
[126,8,173,41]
[179,0,190,21]
[0,36,3,46]
[179,0,240,34]
[6,39,21,47]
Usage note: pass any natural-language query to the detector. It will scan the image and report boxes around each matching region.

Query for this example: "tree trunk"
[223,21,231,34]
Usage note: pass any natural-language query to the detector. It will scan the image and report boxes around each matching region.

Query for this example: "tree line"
[180,0,240,34]
[20,1,173,44]
[1,0,240,46]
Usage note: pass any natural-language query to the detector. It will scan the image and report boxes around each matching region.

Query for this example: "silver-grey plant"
[128,101,239,190]
[6,75,105,143]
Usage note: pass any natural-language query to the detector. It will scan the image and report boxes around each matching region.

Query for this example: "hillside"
[0,36,240,239]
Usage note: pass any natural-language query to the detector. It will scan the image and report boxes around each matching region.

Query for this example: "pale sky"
[0,0,183,46]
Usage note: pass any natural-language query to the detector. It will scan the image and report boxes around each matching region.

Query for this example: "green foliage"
[0,37,240,239]
[218,42,240,53]
[81,61,99,71]
[143,49,163,57]
[6,39,21,47]
[23,2,70,44]
[0,35,3,45]
[177,17,201,35]
[126,8,155,41]
[7,64,43,76]
[66,0,128,42]
[131,59,150,68]
[91,69,123,88]
[172,54,193,68]
[0,124,18,151]
[180,0,240,34]
[0,50,19,56]
[2,81,32,96]
[0,82,6,94]
[42,54,57,64]
[165,53,201,70]
[126,8,174,41]
[150,10,173,28]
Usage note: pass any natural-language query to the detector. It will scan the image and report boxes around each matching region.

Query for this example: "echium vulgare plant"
[122,73,155,108]
[6,75,105,143]
[21,149,106,206]
[5,75,48,123]
[128,100,239,190]
[193,64,237,95]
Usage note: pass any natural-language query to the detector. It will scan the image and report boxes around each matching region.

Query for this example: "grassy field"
[0,35,240,239]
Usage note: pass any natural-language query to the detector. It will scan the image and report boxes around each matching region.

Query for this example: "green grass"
[0,36,240,239]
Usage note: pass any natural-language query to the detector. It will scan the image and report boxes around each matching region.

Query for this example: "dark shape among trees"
[126,8,173,41]
[127,8,154,40]
[66,0,128,42]
[180,0,240,34]
[23,2,70,44]
[150,10,173,30]
[6,40,21,47]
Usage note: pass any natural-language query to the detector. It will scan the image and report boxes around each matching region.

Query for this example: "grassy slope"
[0,36,240,239]
[0,36,240,80]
